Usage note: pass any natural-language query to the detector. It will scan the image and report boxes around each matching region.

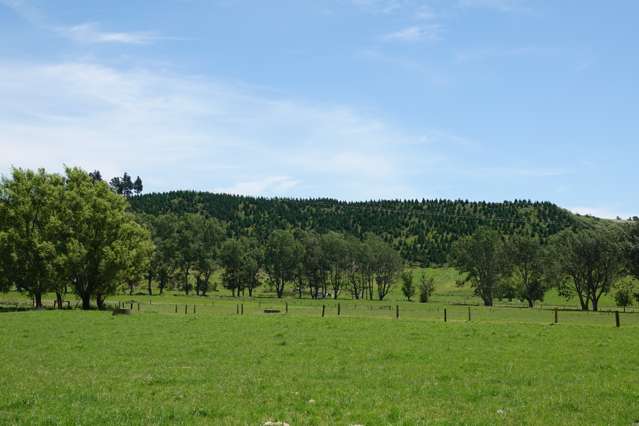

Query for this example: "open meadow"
[1,309,638,425]
[2,266,639,425]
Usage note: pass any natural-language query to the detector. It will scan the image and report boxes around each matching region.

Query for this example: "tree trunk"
[527,298,534,308]
[34,290,43,309]
[482,294,493,307]
[96,293,106,310]
[147,274,153,296]
[80,293,91,310]
[591,298,598,312]
[276,280,284,298]
[55,290,63,309]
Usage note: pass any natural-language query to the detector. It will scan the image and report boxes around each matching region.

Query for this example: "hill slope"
[130,191,578,265]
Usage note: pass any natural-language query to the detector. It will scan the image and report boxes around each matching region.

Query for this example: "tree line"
[141,213,404,301]
[129,190,580,265]
[0,168,405,308]
[1,167,638,312]
[450,225,639,311]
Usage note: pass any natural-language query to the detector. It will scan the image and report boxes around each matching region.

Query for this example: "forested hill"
[129,191,578,265]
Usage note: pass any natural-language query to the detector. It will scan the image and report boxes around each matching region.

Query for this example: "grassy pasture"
[1,310,639,425]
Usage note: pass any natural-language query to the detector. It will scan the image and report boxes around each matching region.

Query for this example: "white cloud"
[0,1,164,45]
[382,25,441,42]
[0,60,436,199]
[57,22,159,45]
[415,5,437,20]
[457,0,528,13]
[351,0,402,14]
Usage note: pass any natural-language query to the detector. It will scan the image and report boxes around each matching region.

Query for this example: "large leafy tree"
[143,213,179,295]
[220,236,262,297]
[628,222,639,282]
[294,230,325,299]
[0,168,66,307]
[451,228,509,306]
[504,234,555,307]
[551,226,626,311]
[321,231,348,299]
[193,216,225,296]
[264,229,302,298]
[344,235,366,300]
[369,235,403,301]
[61,167,153,309]
[173,213,201,295]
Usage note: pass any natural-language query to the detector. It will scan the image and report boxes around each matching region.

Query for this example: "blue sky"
[1,0,637,218]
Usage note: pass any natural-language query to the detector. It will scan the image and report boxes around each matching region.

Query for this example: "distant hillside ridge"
[129,191,578,265]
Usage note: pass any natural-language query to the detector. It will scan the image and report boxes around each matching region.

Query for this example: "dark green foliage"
[400,271,415,301]
[418,273,435,303]
[628,222,639,281]
[0,168,66,307]
[129,192,577,265]
[451,228,509,307]
[109,172,141,198]
[220,237,263,297]
[62,168,153,309]
[614,279,635,309]
[264,229,302,298]
[503,234,555,307]
[88,170,102,182]
[171,213,225,296]
[551,225,627,311]
[133,176,143,195]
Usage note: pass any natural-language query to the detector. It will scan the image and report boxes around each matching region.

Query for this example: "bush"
[419,274,435,303]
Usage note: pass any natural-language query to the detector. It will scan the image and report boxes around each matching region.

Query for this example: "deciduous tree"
[552,226,626,311]
[0,168,66,307]
[451,228,509,307]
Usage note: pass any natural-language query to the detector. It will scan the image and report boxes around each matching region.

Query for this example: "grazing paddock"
[1,310,638,425]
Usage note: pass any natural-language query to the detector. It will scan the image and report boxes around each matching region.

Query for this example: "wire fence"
[2,296,638,328]
[96,298,639,328]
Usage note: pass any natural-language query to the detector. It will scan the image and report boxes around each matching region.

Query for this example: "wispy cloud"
[56,22,160,45]
[1,0,166,45]
[351,0,402,14]
[0,61,441,199]
[457,0,529,13]
[382,25,441,42]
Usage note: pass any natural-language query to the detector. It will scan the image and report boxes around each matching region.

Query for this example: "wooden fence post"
[184,304,187,314]
[175,304,178,313]
[396,305,399,319]
[468,306,471,321]
[338,303,341,316]
[554,308,558,324]
[137,303,140,312]
[236,304,239,315]
[444,308,447,323]
[241,304,244,315]
[130,302,133,310]
[322,305,325,318]
[615,311,620,328]
[194,304,197,314]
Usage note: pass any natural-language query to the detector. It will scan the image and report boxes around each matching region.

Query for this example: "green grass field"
[1,311,638,425]
[2,267,639,425]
